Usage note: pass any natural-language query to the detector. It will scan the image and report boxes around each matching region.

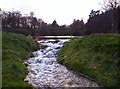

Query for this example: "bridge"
[35,36,82,40]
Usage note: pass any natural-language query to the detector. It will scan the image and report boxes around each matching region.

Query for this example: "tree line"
[2,10,85,36]
[1,0,120,36]
[85,0,119,34]
[86,7,119,34]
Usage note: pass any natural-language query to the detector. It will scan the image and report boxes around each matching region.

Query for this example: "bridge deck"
[36,36,82,39]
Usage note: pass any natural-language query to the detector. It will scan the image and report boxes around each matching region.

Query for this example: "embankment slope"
[57,33,120,87]
[2,33,37,87]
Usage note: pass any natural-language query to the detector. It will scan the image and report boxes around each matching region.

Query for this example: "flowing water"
[24,39,99,88]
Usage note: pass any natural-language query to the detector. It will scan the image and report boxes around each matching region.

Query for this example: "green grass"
[57,33,120,87]
[2,33,37,87]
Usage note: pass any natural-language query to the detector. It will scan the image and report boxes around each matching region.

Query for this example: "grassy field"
[2,33,37,87]
[57,33,120,87]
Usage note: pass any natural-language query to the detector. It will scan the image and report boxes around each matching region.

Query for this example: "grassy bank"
[2,33,37,87]
[57,33,120,87]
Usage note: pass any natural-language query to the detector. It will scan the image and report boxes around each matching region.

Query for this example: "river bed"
[24,39,99,88]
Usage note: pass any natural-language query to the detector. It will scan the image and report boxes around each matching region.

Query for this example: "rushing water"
[24,39,99,87]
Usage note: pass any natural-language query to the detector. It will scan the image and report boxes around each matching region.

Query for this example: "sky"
[0,0,103,25]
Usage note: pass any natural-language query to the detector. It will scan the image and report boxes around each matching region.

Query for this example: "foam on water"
[24,39,99,87]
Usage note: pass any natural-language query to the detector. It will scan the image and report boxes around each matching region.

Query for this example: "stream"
[24,39,99,88]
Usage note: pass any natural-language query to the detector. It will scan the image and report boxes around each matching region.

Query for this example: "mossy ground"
[2,33,37,87]
[57,33,120,87]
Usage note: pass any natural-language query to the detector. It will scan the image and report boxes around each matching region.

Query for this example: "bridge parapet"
[36,36,82,39]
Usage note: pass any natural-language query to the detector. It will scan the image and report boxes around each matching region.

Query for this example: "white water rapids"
[24,39,99,88]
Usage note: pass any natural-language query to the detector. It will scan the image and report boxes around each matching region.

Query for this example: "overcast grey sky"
[0,0,103,25]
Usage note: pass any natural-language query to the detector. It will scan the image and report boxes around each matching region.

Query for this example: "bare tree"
[101,0,119,11]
